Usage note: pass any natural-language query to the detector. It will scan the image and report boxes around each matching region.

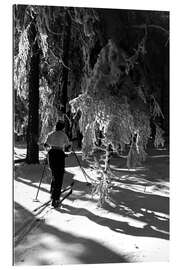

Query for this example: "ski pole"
[33,157,47,202]
[71,148,92,186]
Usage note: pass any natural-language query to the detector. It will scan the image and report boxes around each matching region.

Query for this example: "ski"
[50,188,73,210]
[58,188,72,205]
[33,199,51,213]
[33,182,74,213]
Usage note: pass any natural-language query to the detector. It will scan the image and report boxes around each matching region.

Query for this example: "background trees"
[14,5,169,205]
[70,8,169,205]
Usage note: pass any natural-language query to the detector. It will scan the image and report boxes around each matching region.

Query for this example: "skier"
[44,120,71,208]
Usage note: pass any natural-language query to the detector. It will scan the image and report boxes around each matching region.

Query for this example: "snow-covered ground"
[14,144,169,265]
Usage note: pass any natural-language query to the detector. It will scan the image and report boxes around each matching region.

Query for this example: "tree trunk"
[60,10,71,114]
[97,145,111,206]
[26,19,40,164]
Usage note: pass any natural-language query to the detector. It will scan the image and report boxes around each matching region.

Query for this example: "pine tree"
[70,37,166,206]
[14,5,49,163]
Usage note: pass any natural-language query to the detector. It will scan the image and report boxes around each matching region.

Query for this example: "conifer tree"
[70,38,166,206]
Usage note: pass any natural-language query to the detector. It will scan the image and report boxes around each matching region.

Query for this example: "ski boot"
[51,199,60,208]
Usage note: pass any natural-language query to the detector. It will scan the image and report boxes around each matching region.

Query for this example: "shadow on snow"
[14,202,128,265]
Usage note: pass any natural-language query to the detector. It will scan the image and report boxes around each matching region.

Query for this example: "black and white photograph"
[12,1,170,267]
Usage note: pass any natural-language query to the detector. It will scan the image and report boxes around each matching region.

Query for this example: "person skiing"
[44,120,71,208]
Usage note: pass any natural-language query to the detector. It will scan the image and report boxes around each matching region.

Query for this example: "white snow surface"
[14,145,169,265]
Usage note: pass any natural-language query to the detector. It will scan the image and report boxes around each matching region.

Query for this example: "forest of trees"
[14,5,169,205]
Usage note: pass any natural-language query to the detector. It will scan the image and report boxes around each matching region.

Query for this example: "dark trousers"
[48,149,65,201]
